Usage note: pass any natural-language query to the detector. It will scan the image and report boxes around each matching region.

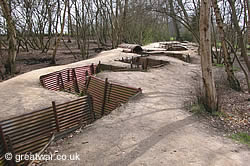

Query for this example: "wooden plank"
[101,78,109,116]
[52,101,60,132]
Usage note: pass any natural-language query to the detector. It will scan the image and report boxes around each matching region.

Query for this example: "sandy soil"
[0,48,138,121]
[0,43,249,165]
[42,44,248,166]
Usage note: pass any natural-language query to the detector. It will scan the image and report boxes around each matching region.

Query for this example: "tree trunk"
[176,0,189,22]
[0,0,17,75]
[122,0,128,42]
[200,0,218,112]
[67,0,72,43]
[212,0,241,91]
[228,0,250,72]
[51,0,68,65]
[247,0,250,44]
[169,0,180,40]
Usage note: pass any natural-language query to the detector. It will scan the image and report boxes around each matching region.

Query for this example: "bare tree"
[0,0,17,75]
[200,0,218,112]
[51,0,68,64]
[212,0,241,91]
[228,0,250,72]
[247,0,250,44]
[169,0,180,40]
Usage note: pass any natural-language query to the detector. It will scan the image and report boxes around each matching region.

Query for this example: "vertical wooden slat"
[145,58,148,70]
[85,76,91,91]
[96,61,101,73]
[40,77,45,87]
[0,125,15,166]
[6,136,16,166]
[72,68,80,93]
[90,63,94,75]
[101,78,109,116]
[67,69,70,82]
[85,70,89,77]
[87,94,95,120]
[0,125,8,155]
[52,101,60,132]
[59,73,64,90]
[85,70,89,82]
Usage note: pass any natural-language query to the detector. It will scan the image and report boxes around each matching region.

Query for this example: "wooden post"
[6,135,16,165]
[85,76,91,91]
[0,125,15,166]
[67,69,70,81]
[85,70,89,84]
[40,77,45,87]
[72,68,80,93]
[87,94,95,120]
[101,78,109,116]
[145,58,148,70]
[52,101,60,132]
[96,61,101,73]
[90,63,94,75]
[57,75,60,87]
[142,61,144,70]
[0,125,8,154]
[81,71,89,95]
[85,70,89,77]
[59,73,64,90]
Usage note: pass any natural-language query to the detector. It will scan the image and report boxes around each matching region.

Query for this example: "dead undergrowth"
[186,65,249,142]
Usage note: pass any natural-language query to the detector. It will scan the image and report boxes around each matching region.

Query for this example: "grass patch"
[216,42,221,47]
[214,63,240,71]
[170,37,175,41]
[211,111,227,117]
[231,133,250,146]
[232,66,240,72]
[190,103,206,114]
[215,63,224,67]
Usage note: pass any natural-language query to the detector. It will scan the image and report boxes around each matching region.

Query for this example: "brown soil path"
[0,49,134,121]
[44,44,249,166]
[0,43,249,165]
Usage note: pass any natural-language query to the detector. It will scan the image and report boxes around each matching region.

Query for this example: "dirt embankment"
[42,43,248,166]
[0,42,249,166]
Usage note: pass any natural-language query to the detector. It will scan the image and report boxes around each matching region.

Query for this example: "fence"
[85,76,142,118]
[115,56,170,70]
[0,96,94,166]
[0,138,5,165]
[1,64,142,166]
[40,64,96,93]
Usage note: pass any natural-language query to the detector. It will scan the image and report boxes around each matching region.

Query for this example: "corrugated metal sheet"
[86,76,142,118]
[1,64,142,166]
[118,43,143,53]
[0,97,93,165]
[40,65,96,93]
